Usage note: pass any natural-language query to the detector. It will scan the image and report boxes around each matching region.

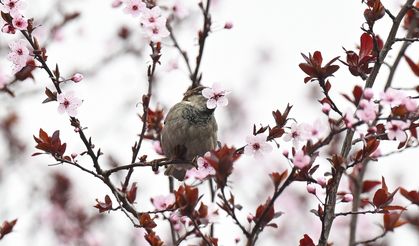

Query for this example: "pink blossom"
[283,123,308,147]
[306,184,316,194]
[57,91,82,117]
[2,23,16,34]
[402,97,417,112]
[202,83,230,109]
[142,17,170,43]
[380,88,404,107]
[186,153,215,180]
[7,39,30,72]
[123,0,146,17]
[172,0,189,19]
[12,15,27,30]
[151,194,175,210]
[306,119,325,141]
[140,6,164,27]
[1,0,26,16]
[244,134,272,158]
[363,88,374,100]
[342,194,353,203]
[355,99,377,122]
[71,73,84,83]
[385,120,410,142]
[292,150,310,169]
[343,110,356,128]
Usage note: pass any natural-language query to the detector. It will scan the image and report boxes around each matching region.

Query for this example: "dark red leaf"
[299,234,315,246]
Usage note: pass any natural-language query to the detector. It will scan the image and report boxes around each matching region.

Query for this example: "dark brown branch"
[247,168,296,246]
[336,209,385,217]
[385,15,417,90]
[122,43,158,191]
[191,0,212,87]
[190,217,212,246]
[219,187,250,238]
[354,231,387,245]
[166,21,193,76]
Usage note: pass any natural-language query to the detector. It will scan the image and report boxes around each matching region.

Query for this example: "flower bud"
[71,73,84,83]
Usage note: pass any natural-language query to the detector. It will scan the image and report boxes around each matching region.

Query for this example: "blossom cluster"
[1,0,28,34]
[344,88,416,142]
[113,0,170,42]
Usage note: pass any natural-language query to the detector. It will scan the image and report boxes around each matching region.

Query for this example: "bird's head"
[182,86,210,111]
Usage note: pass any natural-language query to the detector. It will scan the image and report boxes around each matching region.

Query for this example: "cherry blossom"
[140,6,164,27]
[202,83,231,109]
[385,120,410,142]
[7,39,30,72]
[283,123,308,147]
[379,88,404,107]
[12,15,28,30]
[71,73,84,83]
[186,153,215,180]
[2,23,16,34]
[1,0,26,16]
[123,0,146,17]
[172,0,189,19]
[306,119,326,141]
[355,99,377,122]
[244,134,272,158]
[57,91,82,117]
[402,97,417,112]
[142,19,170,43]
[292,150,310,169]
[150,194,175,210]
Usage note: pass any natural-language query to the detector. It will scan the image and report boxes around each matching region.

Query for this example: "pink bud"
[363,88,374,100]
[224,22,233,29]
[71,153,78,159]
[282,149,289,158]
[306,184,316,195]
[71,73,84,83]
[111,0,123,8]
[247,214,254,223]
[342,194,353,203]
[322,103,331,114]
[74,127,80,133]
[316,176,327,188]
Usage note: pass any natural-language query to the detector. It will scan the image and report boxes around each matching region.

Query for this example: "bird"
[161,86,218,181]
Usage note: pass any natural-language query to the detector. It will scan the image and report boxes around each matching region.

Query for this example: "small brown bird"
[161,86,218,181]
